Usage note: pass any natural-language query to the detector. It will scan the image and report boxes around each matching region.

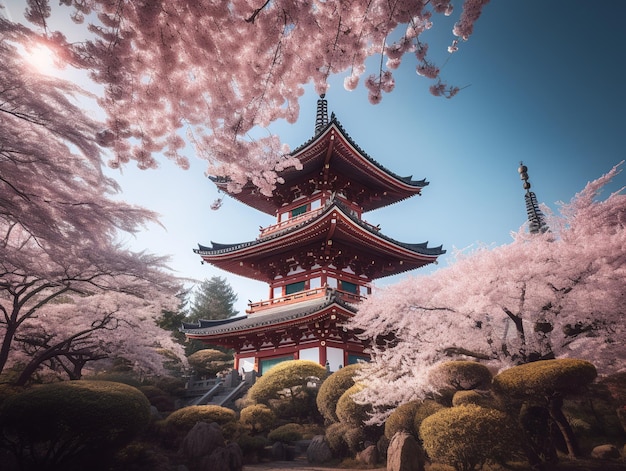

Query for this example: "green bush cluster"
[0,380,151,471]
[384,400,422,439]
[316,363,361,423]
[239,404,276,434]
[267,423,304,443]
[164,405,236,433]
[420,404,518,471]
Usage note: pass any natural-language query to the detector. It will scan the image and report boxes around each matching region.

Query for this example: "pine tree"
[187,277,238,322]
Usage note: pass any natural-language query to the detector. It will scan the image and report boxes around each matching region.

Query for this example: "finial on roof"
[518,162,548,234]
[314,94,328,135]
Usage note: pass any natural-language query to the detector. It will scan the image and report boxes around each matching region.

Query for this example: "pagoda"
[182,97,445,375]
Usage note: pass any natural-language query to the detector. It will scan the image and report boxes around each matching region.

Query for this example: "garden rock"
[306,435,332,463]
[357,444,379,465]
[591,444,620,459]
[180,422,225,458]
[197,443,243,471]
[386,431,425,471]
[271,441,287,460]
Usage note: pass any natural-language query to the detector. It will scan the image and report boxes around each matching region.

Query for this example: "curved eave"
[210,115,429,214]
[181,295,356,340]
[195,202,444,280]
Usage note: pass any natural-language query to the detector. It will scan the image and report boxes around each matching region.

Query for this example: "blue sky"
[4,1,625,314]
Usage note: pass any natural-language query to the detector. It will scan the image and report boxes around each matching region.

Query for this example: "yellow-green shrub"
[336,384,371,427]
[420,404,517,471]
[316,363,361,423]
[413,399,445,435]
[267,423,303,443]
[247,360,327,405]
[384,400,422,439]
[0,380,150,470]
[165,405,236,433]
[452,390,495,409]
[239,404,276,434]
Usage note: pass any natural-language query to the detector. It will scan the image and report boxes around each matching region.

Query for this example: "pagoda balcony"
[259,207,325,238]
[246,286,365,314]
[258,204,380,239]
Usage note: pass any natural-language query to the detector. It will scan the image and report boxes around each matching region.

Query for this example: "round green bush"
[187,349,234,377]
[492,359,597,400]
[239,404,276,434]
[236,433,268,458]
[384,400,422,439]
[316,363,361,423]
[267,423,303,443]
[452,390,495,409]
[0,380,151,471]
[165,404,236,433]
[247,360,327,405]
[420,404,517,471]
[413,399,445,435]
[336,383,371,427]
[325,421,366,457]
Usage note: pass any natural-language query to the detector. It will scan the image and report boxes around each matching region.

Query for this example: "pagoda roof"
[181,290,356,339]
[195,200,444,282]
[211,114,428,215]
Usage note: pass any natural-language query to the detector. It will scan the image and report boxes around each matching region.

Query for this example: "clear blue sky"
[5,1,625,314]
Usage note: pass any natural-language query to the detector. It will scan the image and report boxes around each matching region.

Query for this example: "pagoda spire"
[518,162,548,234]
[314,94,329,134]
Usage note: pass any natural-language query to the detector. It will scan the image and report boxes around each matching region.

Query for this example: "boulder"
[357,444,379,466]
[271,441,287,461]
[306,435,333,463]
[386,432,425,471]
[591,444,620,460]
[196,443,243,471]
[180,422,225,458]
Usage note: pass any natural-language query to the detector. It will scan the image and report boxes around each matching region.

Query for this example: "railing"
[247,287,328,313]
[259,207,325,238]
[247,286,365,313]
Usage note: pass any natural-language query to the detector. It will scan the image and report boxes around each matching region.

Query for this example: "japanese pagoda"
[182,97,445,375]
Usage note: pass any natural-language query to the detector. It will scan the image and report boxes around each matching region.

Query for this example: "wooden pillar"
[319,341,328,367]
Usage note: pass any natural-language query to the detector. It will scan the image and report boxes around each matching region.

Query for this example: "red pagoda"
[182,97,444,375]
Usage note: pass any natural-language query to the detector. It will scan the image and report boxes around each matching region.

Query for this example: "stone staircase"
[182,369,254,408]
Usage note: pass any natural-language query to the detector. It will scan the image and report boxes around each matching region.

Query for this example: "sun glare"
[25,44,58,73]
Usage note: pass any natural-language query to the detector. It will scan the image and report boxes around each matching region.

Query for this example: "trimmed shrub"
[236,433,268,462]
[325,421,366,457]
[452,390,495,409]
[384,400,422,439]
[239,404,276,435]
[187,348,234,377]
[429,361,492,406]
[247,360,327,405]
[0,380,150,471]
[492,359,597,400]
[420,404,517,471]
[165,405,236,433]
[316,363,361,423]
[267,423,303,443]
[413,399,445,436]
[336,383,371,427]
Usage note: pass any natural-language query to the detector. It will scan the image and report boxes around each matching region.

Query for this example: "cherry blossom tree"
[11,0,489,195]
[1,21,186,384]
[0,223,186,385]
[346,164,625,421]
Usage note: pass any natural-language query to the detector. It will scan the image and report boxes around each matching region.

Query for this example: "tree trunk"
[547,393,581,458]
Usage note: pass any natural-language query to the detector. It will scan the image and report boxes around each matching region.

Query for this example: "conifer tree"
[187,277,238,322]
